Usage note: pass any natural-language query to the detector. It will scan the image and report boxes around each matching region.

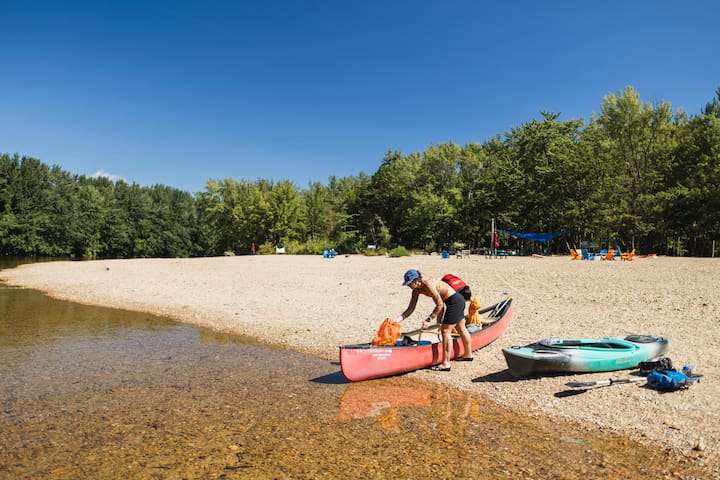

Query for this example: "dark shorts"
[441,292,466,325]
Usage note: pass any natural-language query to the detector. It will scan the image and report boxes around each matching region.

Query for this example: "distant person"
[251,243,256,255]
[395,269,472,371]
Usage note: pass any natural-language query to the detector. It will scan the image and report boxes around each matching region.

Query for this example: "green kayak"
[502,335,669,377]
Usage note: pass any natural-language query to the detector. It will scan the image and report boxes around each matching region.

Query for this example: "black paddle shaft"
[566,376,646,388]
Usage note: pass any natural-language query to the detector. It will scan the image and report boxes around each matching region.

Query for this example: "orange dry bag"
[467,297,482,325]
[371,318,402,346]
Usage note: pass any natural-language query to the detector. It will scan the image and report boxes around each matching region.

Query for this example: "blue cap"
[403,269,420,286]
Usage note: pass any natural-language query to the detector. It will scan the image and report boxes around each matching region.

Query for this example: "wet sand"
[2,254,719,474]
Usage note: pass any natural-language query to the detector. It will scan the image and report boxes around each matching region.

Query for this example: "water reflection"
[339,381,433,420]
[0,286,173,347]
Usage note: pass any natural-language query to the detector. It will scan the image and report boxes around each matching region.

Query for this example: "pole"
[491,218,495,257]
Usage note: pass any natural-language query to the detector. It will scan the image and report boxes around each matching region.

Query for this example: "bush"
[258,242,276,255]
[301,238,330,255]
[388,246,410,257]
[363,246,387,256]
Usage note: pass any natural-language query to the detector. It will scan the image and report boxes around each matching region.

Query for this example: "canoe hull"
[340,298,512,382]
[502,335,669,377]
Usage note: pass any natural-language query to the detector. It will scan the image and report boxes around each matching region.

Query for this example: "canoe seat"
[418,328,441,342]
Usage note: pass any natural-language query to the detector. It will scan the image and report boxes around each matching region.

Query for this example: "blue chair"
[581,248,592,260]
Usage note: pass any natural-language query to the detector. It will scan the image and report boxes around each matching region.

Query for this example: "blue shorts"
[442,292,466,325]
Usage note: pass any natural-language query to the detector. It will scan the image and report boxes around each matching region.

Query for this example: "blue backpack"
[646,368,697,391]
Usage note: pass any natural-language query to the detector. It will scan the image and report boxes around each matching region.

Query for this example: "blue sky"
[2,1,719,193]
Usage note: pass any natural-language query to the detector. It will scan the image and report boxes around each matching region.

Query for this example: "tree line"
[2,86,719,258]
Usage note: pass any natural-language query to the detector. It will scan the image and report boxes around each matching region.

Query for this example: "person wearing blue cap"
[396,269,472,371]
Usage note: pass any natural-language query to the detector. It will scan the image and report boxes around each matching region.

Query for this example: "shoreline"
[2,254,719,472]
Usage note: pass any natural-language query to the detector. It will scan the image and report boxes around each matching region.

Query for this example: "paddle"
[403,323,440,336]
[565,376,647,388]
[400,323,441,344]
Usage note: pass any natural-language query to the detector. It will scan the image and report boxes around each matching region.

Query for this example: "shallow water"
[0,261,709,479]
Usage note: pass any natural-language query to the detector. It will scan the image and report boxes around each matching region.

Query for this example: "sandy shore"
[2,254,719,470]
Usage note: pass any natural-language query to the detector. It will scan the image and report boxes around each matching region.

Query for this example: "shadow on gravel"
[310,370,351,385]
[554,389,588,398]
[473,369,595,398]
[471,369,518,383]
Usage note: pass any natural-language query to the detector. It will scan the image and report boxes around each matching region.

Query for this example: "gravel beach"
[2,254,718,472]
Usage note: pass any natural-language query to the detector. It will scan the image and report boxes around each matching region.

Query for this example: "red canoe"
[339,297,513,382]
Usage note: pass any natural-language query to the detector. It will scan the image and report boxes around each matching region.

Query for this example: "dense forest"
[2,86,719,258]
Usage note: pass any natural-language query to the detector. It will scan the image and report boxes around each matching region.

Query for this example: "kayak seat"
[585,342,627,349]
[543,339,630,349]
[625,334,660,343]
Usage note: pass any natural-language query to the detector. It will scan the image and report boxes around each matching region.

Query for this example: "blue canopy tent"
[497,230,567,244]
[495,229,568,255]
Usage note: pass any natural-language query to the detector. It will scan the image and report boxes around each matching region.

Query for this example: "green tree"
[594,86,676,248]
[9,156,54,255]
[197,178,271,255]
[417,143,464,247]
[0,154,21,254]
[325,174,366,251]
[702,86,720,118]
[505,112,589,233]
[460,138,523,248]
[361,150,421,247]
[664,112,720,255]
[304,181,330,241]
[147,185,199,257]
[267,180,304,246]
[66,178,105,258]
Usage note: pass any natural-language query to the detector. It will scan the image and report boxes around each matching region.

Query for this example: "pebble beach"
[2,254,719,473]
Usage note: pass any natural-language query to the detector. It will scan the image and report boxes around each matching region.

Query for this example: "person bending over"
[395,269,472,371]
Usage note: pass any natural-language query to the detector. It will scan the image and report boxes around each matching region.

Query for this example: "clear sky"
[2,1,719,193]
